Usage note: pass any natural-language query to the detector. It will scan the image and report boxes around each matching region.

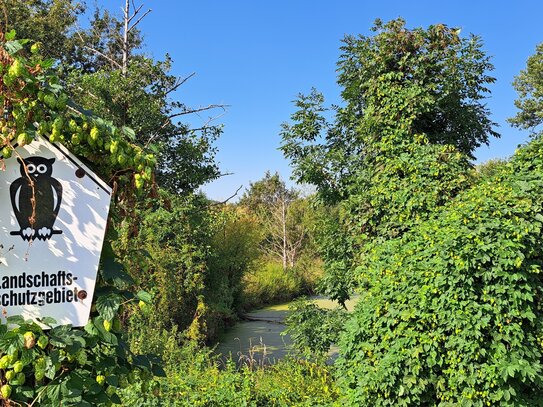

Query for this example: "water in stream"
[215,296,358,364]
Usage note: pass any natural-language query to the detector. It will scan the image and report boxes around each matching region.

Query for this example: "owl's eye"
[37,164,47,174]
[26,164,36,174]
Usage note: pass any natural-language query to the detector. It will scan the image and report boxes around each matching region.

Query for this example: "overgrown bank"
[3,3,543,406]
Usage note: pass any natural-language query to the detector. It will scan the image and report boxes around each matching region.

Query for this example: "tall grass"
[241,259,322,310]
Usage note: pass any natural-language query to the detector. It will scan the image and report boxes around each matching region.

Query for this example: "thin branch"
[127,4,144,24]
[128,9,152,33]
[165,72,196,95]
[208,185,243,206]
[76,31,123,70]
[144,104,228,148]
[168,104,228,119]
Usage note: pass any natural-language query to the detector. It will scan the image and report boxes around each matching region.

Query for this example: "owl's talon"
[37,227,51,240]
[22,227,35,239]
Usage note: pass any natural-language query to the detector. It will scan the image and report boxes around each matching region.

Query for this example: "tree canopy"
[281,18,498,204]
[509,42,543,134]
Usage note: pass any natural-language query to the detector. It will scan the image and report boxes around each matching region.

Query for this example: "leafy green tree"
[65,4,223,194]
[281,18,498,303]
[509,42,543,134]
[2,0,83,61]
[337,137,543,405]
[5,0,223,194]
[280,19,543,405]
[281,18,497,204]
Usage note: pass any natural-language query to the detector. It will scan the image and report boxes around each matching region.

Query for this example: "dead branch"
[165,72,196,95]
[168,104,228,120]
[208,184,243,206]
[75,30,123,70]
[128,9,152,33]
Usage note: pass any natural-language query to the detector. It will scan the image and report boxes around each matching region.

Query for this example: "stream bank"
[215,295,358,364]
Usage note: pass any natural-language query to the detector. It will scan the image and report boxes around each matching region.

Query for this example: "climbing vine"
[0,31,161,405]
[0,30,155,191]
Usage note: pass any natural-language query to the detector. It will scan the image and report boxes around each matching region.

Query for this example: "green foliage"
[242,262,306,310]
[0,315,156,405]
[509,42,543,133]
[121,345,340,407]
[67,54,221,194]
[206,205,260,319]
[0,31,160,405]
[117,192,211,340]
[284,298,347,359]
[119,195,266,343]
[281,19,498,310]
[3,0,84,61]
[281,18,497,205]
[0,34,155,190]
[7,1,223,194]
[336,138,543,405]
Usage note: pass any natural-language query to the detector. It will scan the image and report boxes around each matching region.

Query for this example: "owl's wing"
[50,178,63,217]
[9,178,23,215]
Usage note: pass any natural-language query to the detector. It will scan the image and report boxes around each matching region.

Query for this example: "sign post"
[0,136,111,327]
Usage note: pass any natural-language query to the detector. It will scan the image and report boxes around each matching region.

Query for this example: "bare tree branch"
[127,3,144,24]
[164,72,196,95]
[168,104,228,119]
[75,30,123,70]
[208,185,243,206]
[144,104,228,148]
[128,9,152,33]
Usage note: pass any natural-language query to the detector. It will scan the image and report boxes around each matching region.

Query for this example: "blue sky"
[99,1,543,200]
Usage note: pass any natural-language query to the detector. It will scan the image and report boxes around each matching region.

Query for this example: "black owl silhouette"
[9,157,63,241]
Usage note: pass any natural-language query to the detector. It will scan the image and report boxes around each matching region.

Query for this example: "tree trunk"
[282,199,287,272]
[122,0,130,77]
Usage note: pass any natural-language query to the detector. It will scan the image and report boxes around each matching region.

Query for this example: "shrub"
[284,298,347,359]
[336,136,543,405]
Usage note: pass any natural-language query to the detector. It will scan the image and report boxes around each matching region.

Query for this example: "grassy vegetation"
[121,323,339,406]
[241,259,322,311]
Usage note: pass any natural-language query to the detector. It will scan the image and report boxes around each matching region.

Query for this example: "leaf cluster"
[0,31,156,192]
[337,136,543,405]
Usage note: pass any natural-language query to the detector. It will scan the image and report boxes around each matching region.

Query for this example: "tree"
[280,18,498,303]
[280,18,543,405]
[281,18,497,204]
[336,140,543,405]
[5,0,225,194]
[240,172,308,271]
[1,0,83,61]
[509,42,543,134]
[66,3,224,194]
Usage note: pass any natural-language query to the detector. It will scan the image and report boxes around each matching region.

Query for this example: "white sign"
[0,136,111,327]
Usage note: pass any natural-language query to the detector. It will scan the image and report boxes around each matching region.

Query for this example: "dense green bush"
[118,193,211,341]
[284,298,347,359]
[205,205,261,330]
[336,137,543,405]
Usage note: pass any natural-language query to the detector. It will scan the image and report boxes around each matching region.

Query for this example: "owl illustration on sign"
[10,157,63,241]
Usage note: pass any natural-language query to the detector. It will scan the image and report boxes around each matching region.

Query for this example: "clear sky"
[99,0,543,201]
